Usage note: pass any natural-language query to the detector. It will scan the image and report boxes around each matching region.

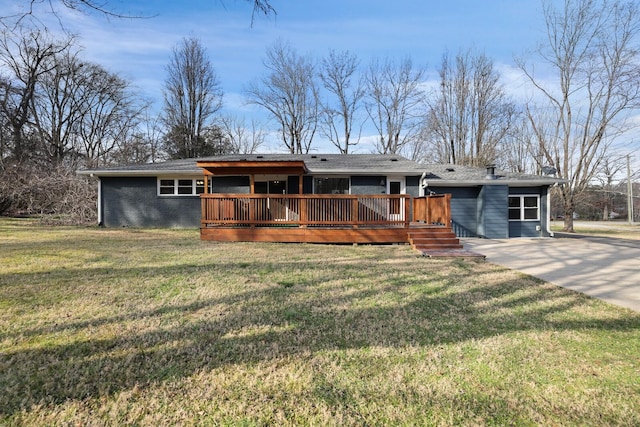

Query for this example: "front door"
[255,178,288,220]
[387,177,405,221]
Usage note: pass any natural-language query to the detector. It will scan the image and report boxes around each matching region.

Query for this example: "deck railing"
[201,194,412,228]
[412,193,451,226]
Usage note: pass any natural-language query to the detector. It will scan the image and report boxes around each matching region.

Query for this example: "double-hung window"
[158,178,205,196]
[508,195,540,221]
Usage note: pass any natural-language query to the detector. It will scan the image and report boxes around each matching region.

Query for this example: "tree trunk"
[563,204,575,232]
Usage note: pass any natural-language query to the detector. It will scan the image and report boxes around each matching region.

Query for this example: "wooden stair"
[407,226,463,250]
[407,225,486,259]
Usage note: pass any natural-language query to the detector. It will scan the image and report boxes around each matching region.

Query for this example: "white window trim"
[508,194,540,221]
[157,177,205,196]
[386,176,406,194]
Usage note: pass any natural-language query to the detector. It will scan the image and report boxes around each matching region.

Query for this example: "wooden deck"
[200,225,413,244]
[200,194,454,245]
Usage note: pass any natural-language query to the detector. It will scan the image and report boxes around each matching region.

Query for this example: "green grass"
[1,217,639,426]
[550,221,640,239]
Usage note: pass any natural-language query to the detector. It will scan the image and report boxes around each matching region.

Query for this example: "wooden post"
[299,174,303,194]
[201,196,206,227]
[300,196,307,227]
[404,196,410,228]
[352,197,359,228]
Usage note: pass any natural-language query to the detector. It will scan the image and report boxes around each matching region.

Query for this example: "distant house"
[78,154,562,243]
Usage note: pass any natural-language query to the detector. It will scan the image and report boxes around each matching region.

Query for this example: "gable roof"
[78,154,563,186]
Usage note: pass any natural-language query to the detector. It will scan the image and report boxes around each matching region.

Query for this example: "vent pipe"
[486,165,497,180]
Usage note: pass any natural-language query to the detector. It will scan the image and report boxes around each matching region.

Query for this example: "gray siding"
[478,185,509,239]
[406,176,420,197]
[508,186,550,237]
[509,221,541,237]
[350,176,386,195]
[101,177,200,228]
[429,186,480,237]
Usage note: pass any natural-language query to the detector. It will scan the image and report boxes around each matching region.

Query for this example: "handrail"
[201,193,411,228]
[413,193,451,226]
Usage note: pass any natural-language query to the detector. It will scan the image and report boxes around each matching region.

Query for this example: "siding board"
[102,177,200,228]
[479,185,508,239]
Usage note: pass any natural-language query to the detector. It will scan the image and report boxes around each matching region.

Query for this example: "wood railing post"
[300,196,307,227]
[201,196,206,227]
[249,195,255,228]
[405,196,411,228]
[352,197,359,228]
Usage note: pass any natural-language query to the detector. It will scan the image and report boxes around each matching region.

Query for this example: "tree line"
[1,0,639,231]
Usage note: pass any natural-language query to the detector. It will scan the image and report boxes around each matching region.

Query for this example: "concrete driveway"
[464,234,640,312]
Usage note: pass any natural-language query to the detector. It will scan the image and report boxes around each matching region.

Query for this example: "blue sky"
[8,0,639,159]
[18,0,547,116]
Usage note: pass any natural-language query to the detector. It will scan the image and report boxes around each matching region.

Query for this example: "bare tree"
[594,155,627,220]
[245,40,319,154]
[220,115,265,154]
[28,48,145,168]
[162,37,223,159]
[1,1,275,30]
[74,64,145,167]
[364,56,426,155]
[319,49,365,154]
[518,0,640,232]
[29,49,84,166]
[0,28,72,164]
[111,113,165,164]
[424,50,518,166]
[498,117,539,174]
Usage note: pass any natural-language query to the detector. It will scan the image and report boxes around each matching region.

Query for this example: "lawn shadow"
[3,253,640,418]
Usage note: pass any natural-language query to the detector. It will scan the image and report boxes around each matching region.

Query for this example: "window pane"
[524,196,538,208]
[255,182,268,194]
[195,179,205,194]
[389,181,401,194]
[509,209,521,220]
[159,179,175,195]
[178,179,193,195]
[314,178,349,194]
[524,208,538,220]
[508,197,521,208]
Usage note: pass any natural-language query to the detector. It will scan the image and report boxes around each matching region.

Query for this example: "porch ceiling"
[196,160,308,176]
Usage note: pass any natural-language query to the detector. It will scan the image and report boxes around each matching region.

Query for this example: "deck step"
[419,249,486,259]
[407,226,464,252]
[413,244,464,250]
[408,236,458,241]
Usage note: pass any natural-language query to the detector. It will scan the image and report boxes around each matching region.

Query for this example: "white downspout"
[95,175,102,226]
[419,172,427,197]
[546,187,553,237]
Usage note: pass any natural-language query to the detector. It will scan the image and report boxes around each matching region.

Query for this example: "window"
[509,195,540,221]
[158,178,205,196]
[159,179,175,195]
[177,179,193,194]
[314,177,349,194]
[195,179,205,194]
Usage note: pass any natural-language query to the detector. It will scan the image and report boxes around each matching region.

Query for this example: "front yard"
[1,218,639,426]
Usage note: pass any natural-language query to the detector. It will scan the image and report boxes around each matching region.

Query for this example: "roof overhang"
[423,179,566,187]
[196,160,308,176]
[76,169,202,177]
